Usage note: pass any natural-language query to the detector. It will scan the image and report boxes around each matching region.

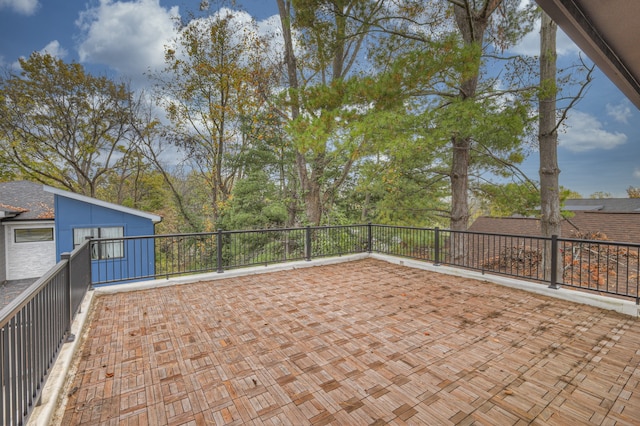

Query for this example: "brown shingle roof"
[469,212,640,244]
[0,181,55,221]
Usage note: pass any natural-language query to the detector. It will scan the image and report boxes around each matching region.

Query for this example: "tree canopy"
[0,53,147,197]
[0,1,599,233]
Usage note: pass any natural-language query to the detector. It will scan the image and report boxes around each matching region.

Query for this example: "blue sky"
[1,0,638,198]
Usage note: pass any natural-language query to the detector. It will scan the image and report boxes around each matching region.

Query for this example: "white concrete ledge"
[27,290,95,426]
[371,253,640,318]
[93,252,639,317]
[93,253,370,295]
[33,252,638,425]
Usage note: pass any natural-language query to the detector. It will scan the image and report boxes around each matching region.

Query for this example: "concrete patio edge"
[27,290,96,426]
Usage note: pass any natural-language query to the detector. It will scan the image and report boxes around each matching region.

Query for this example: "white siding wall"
[5,221,56,280]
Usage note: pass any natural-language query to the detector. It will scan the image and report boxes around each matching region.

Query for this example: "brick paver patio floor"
[59,258,640,425]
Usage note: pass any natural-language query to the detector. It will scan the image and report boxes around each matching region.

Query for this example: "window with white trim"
[14,228,54,243]
[74,226,124,260]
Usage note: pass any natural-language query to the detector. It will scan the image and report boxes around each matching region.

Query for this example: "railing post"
[434,227,440,266]
[367,222,372,253]
[216,229,224,273]
[87,237,93,290]
[548,234,559,289]
[305,226,312,261]
[85,236,93,288]
[60,252,75,342]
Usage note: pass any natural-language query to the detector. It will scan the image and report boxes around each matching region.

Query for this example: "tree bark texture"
[449,2,492,231]
[539,11,563,282]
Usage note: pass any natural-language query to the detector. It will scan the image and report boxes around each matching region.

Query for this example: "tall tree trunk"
[277,0,322,224]
[450,135,470,230]
[539,11,562,282]
[449,3,489,232]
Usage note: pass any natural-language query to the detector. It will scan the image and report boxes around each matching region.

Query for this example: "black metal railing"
[558,237,640,300]
[92,225,372,285]
[89,224,640,304]
[370,226,639,303]
[0,240,92,426]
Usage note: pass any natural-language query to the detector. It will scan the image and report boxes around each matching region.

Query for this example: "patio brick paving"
[59,258,640,425]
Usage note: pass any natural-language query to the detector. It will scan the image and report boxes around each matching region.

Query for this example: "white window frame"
[14,227,54,243]
[74,226,124,260]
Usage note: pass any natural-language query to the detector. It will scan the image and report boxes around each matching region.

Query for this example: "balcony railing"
[2,224,639,424]
[0,240,91,426]
[89,224,639,304]
[91,225,372,284]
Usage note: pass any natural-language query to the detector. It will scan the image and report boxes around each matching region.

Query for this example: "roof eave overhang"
[536,0,640,109]
[43,186,162,223]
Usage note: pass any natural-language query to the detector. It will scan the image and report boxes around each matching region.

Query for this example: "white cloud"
[256,14,285,57]
[39,40,67,59]
[560,110,627,152]
[9,40,68,71]
[76,0,179,78]
[0,0,39,15]
[510,19,580,57]
[606,102,632,124]
[634,168,640,179]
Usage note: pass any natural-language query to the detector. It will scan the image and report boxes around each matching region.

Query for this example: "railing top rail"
[0,260,66,328]
[89,224,371,242]
[88,224,640,249]
[441,228,550,240]
[372,224,437,231]
[0,239,91,327]
[436,228,640,248]
[557,236,640,248]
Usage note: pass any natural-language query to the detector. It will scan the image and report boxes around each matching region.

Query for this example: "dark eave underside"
[536,0,640,109]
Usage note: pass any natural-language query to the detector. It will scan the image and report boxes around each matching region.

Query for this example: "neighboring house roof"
[0,203,26,218]
[0,181,55,221]
[44,186,162,223]
[469,216,542,237]
[0,181,162,223]
[563,198,640,212]
[470,212,640,244]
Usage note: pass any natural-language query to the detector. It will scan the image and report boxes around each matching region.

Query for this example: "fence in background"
[0,241,92,426]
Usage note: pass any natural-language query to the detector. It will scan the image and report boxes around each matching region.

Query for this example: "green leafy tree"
[590,191,612,199]
[475,182,540,217]
[444,1,536,231]
[0,53,147,197]
[475,182,580,219]
[276,0,386,225]
[219,170,287,230]
[362,1,537,231]
[153,10,277,227]
[627,186,640,198]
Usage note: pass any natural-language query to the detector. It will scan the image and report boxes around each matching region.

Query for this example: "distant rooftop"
[564,198,640,213]
[0,181,54,220]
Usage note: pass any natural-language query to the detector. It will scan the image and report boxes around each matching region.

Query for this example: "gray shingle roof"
[0,181,54,220]
[564,198,640,212]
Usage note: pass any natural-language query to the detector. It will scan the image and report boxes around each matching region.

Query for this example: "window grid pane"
[15,228,54,243]
[73,226,124,259]
[100,227,124,259]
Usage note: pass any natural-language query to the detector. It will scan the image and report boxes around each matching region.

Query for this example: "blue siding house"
[44,186,162,284]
